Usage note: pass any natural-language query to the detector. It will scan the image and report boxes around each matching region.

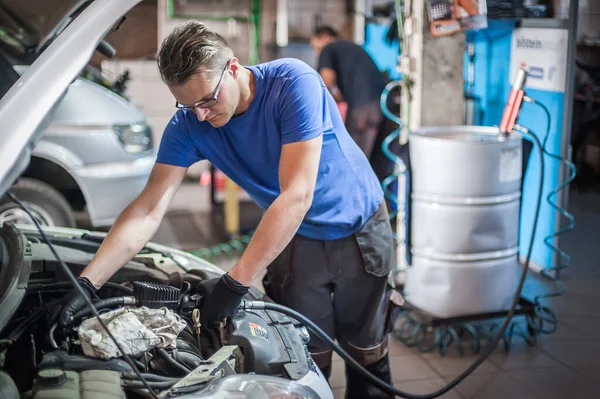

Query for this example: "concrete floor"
[153,182,600,399]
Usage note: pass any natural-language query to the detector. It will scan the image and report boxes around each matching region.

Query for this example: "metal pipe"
[554,0,579,277]
[276,0,288,47]
[353,0,366,44]
[49,324,59,349]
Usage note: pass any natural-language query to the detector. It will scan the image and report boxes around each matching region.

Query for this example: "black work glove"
[195,273,249,327]
[56,277,99,328]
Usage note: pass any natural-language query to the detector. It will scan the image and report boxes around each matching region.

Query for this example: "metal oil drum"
[404,126,523,318]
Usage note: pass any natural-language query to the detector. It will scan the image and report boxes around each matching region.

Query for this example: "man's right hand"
[51,163,187,329]
[57,277,98,328]
[71,163,187,294]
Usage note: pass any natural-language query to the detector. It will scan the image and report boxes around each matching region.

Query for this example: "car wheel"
[0,178,76,227]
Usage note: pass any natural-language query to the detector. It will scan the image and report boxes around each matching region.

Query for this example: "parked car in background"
[0,0,154,228]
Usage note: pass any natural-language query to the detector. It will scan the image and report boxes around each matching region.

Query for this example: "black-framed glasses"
[175,61,229,110]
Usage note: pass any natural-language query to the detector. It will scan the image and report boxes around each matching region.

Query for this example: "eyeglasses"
[175,61,229,110]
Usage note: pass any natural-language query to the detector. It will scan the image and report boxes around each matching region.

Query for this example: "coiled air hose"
[380,81,407,230]
[522,96,576,334]
[242,128,545,398]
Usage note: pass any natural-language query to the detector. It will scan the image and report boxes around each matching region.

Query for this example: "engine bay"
[0,224,319,398]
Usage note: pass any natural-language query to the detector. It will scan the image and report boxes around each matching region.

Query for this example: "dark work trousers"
[262,201,398,399]
[346,101,384,160]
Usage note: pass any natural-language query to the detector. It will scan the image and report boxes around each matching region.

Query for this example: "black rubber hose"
[6,193,158,398]
[103,282,135,295]
[241,129,545,398]
[71,297,135,321]
[27,281,134,295]
[156,348,191,375]
[5,306,49,342]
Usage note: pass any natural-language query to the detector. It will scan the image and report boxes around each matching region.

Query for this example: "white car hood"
[0,0,143,197]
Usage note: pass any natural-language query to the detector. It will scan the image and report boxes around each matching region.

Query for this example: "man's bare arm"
[228,135,323,286]
[319,68,344,102]
[80,163,188,288]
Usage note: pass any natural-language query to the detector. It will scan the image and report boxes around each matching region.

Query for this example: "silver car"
[0,0,333,398]
[0,1,154,228]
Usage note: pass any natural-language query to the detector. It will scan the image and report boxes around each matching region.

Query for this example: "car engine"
[0,274,317,398]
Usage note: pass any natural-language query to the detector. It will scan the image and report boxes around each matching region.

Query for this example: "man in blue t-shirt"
[57,21,396,398]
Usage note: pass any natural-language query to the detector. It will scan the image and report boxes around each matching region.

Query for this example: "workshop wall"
[102,0,352,177]
[556,0,600,44]
[2,0,75,37]
[4,0,159,59]
[8,0,355,176]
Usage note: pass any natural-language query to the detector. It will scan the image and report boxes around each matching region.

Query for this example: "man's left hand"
[196,273,250,327]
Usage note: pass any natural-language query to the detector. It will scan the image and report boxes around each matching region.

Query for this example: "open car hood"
[0,0,142,198]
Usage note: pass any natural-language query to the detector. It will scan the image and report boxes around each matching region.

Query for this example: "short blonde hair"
[157,21,234,86]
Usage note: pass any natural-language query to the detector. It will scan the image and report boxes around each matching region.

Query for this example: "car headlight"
[178,374,321,399]
[114,123,153,154]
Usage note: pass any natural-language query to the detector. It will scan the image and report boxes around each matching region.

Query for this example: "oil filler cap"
[37,369,67,387]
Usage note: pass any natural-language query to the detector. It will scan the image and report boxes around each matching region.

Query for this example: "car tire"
[0,178,76,227]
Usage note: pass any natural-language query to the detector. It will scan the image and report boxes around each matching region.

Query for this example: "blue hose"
[523,97,576,334]
[379,81,407,251]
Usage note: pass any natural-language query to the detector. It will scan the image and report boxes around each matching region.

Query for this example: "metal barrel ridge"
[405,126,523,318]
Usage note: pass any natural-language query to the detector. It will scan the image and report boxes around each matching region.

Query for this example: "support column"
[225,176,240,238]
[396,0,465,275]
[401,0,465,134]
[353,0,366,44]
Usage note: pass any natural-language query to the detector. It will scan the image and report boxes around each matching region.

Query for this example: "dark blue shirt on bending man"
[311,25,387,160]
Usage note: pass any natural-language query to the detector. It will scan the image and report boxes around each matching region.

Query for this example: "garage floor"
[154,182,600,399]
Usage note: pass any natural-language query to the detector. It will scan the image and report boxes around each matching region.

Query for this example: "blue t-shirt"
[156,58,383,240]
